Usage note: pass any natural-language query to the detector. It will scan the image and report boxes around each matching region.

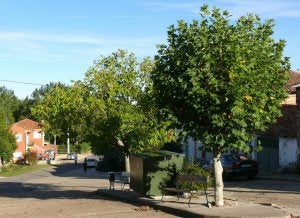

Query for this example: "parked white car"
[86,159,97,167]
[67,153,75,160]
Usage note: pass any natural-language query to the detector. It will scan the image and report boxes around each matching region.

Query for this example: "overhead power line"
[0,79,43,86]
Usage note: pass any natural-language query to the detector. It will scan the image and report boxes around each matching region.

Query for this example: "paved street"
[223,177,300,217]
[0,158,177,218]
[0,156,299,217]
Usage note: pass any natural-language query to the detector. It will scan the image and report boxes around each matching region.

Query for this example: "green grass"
[0,163,52,177]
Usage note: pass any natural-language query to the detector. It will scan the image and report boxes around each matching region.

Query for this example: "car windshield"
[223,154,250,161]
[223,154,237,161]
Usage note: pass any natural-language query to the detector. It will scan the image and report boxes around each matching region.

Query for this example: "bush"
[159,163,181,190]
[24,150,38,166]
[57,142,91,154]
[160,161,213,193]
[74,142,91,154]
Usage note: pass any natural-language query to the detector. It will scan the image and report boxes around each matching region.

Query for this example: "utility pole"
[67,129,70,154]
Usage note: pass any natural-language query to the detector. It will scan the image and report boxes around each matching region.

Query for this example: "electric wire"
[0,79,43,86]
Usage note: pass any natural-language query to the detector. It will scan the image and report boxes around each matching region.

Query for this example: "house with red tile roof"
[10,118,57,161]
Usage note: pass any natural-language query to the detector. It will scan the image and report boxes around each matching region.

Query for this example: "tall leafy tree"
[31,84,86,150]
[15,82,68,122]
[14,97,36,121]
[31,82,67,102]
[0,86,19,123]
[0,126,17,165]
[82,49,174,172]
[0,86,18,165]
[152,5,290,206]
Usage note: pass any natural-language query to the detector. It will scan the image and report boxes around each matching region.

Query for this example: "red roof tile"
[14,118,41,130]
[287,71,300,93]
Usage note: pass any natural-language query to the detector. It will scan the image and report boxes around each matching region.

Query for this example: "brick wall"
[296,86,300,155]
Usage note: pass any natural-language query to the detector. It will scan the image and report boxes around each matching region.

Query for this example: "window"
[33,131,41,139]
[16,133,22,142]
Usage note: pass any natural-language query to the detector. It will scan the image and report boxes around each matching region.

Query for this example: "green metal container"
[130,150,184,196]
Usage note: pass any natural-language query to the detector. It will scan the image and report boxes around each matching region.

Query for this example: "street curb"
[96,189,289,218]
[96,189,207,218]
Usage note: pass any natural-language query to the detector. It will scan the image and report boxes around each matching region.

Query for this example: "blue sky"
[0,0,300,99]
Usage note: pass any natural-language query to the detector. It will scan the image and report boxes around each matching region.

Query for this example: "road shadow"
[0,181,126,202]
[0,162,123,201]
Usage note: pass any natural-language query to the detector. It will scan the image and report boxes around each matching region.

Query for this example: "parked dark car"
[203,153,259,179]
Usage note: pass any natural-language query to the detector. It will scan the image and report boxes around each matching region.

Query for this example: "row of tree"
[0,5,290,206]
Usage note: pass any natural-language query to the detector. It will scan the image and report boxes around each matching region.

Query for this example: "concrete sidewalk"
[96,187,290,218]
[95,171,300,218]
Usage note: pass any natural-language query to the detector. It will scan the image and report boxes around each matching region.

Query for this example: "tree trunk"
[125,154,130,173]
[213,149,224,207]
[117,139,130,173]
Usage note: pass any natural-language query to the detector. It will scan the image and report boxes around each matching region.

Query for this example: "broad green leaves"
[32,84,86,145]
[0,87,18,164]
[31,50,173,156]
[152,5,290,153]
[82,50,173,155]
[152,5,290,207]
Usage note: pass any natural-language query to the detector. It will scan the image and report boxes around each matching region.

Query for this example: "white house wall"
[185,137,201,162]
[279,137,298,170]
[185,137,258,163]
[185,137,213,163]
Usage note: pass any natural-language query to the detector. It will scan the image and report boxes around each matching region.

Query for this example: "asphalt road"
[0,161,177,218]
[223,177,300,216]
[0,158,299,217]
[0,163,81,195]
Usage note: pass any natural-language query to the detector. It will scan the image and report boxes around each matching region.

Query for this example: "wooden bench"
[109,172,130,190]
[161,175,210,207]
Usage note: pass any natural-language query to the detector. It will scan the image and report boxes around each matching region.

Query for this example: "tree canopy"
[0,121,17,165]
[81,49,174,171]
[0,87,18,165]
[31,84,86,148]
[0,86,19,124]
[152,5,290,206]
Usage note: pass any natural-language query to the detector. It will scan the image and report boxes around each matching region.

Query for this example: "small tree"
[24,150,38,166]
[152,5,290,206]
